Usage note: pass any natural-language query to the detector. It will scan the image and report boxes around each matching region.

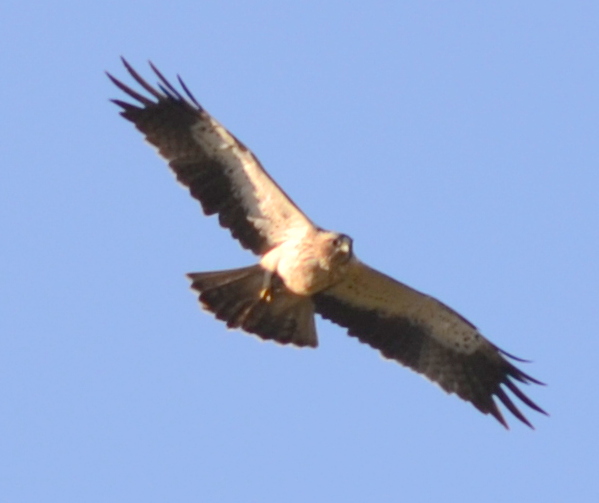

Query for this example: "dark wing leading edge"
[108,59,315,256]
[313,260,547,428]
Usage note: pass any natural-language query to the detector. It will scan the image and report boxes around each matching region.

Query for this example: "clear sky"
[2,1,598,502]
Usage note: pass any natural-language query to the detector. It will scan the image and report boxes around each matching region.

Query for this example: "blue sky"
[2,1,598,501]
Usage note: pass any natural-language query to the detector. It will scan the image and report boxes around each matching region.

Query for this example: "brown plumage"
[108,59,547,428]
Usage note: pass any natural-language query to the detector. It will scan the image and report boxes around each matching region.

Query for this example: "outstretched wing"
[108,59,314,255]
[314,260,547,428]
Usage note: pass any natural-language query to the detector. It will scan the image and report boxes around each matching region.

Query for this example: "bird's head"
[330,233,353,265]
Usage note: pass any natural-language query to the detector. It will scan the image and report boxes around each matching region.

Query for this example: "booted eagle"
[108,59,546,428]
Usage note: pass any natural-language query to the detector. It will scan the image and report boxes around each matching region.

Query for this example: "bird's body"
[260,230,353,295]
[108,59,546,428]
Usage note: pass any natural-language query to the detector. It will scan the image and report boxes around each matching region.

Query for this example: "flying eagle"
[108,59,546,428]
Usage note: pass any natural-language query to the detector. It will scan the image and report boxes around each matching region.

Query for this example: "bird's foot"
[259,287,272,302]
[260,270,273,302]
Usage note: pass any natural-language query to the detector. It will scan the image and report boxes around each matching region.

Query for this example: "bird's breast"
[260,238,347,296]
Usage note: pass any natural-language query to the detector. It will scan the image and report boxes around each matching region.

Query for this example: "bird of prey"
[108,59,546,428]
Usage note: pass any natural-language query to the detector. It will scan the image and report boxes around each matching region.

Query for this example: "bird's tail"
[187,265,318,347]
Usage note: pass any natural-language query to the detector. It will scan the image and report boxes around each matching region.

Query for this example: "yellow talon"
[259,288,272,302]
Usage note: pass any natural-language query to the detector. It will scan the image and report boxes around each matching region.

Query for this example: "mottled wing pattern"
[314,260,546,428]
[108,59,314,255]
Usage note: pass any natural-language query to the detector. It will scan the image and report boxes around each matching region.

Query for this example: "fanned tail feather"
[188,265,317,347]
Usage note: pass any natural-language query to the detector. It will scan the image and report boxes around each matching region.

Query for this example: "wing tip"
[108,57,204,113]
[490,358,548,429]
